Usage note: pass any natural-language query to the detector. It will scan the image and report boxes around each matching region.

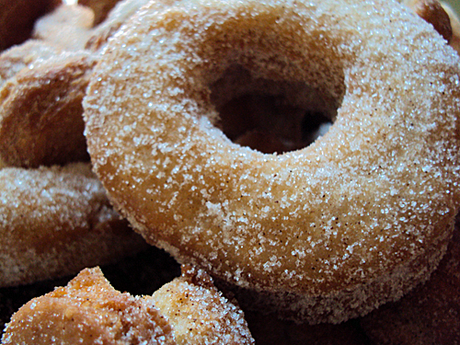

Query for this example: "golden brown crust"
[0,50,96,168]
[360,218,460,344]
[0,163,148,287]
[83,0,460,323]
[152,265,255,345]
[0,0,61,51]
[1,267,176,345]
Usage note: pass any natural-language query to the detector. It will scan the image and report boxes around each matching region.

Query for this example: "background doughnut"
[83,0,460,323]
[78,0,123,25]
[0,163,148,287]
[360,217,460,344]
[0,50,95,168]
[32,3,95,51]
[0,40,62,88]
[85,0,159,51]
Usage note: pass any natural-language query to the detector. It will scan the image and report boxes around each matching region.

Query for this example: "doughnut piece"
[0,0,61,51]
[360,217,460,344]
[1,266,255,344]
[83,0,460,323]
[0,163,148,287]
[1,267,175,345]
[0,49,96,168]
[152,265,255,345]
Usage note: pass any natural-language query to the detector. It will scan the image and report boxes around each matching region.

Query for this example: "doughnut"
[32,4,96,52]
[360,217,460,344]
[0,40,62,88]
[0,0,61,51]
[83,0,460,324]
[0,49,96,168]
[0,163,148,287]
[1,265,255,344]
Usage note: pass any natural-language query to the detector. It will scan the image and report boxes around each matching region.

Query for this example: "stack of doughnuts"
[0,0,150,288]
[1,0,460,343]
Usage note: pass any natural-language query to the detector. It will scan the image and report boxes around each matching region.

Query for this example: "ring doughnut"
[83,0,460,323]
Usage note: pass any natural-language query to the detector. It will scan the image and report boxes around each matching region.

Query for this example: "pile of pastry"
[0,0,459,344]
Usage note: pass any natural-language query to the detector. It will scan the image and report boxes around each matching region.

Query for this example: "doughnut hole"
[210,64,340,154]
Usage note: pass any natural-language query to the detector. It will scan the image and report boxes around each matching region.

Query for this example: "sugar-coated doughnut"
[1,265,255,344]
[0,49,96,168]
[84,0,460,323]
[0,163,148,287]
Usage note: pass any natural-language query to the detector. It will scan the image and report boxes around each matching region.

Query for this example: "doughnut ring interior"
[84,0,460,323]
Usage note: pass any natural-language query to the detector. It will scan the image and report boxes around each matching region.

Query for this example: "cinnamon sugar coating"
[1,266,254,344]
[152,265,255,345]
[83,0,460,323]
[0,163,147,287]
[1,267,175,345]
